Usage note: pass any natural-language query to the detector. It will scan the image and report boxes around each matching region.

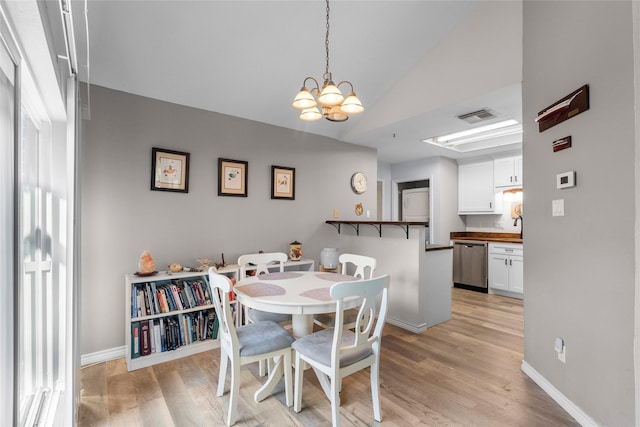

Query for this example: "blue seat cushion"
[237,320,294,357]
[248,308,291,324]
[292,328,372,368]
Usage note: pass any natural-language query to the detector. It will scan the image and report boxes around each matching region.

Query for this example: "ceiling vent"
[457,108,497,124]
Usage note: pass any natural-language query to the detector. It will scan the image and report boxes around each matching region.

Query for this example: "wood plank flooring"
[78,288,579,426]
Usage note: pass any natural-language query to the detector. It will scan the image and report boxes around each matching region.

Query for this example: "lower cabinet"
[488,243,523,298]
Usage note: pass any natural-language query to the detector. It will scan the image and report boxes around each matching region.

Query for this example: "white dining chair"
[209,269,294,426]
[238,252,292,376]
[238,252,292,324]
[292,274,390,427]
[314,253,377,329]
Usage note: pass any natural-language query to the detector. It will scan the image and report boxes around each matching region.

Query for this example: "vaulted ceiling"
[67,0,523,164]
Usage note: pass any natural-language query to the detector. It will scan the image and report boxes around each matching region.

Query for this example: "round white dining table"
[234,271,361,403]
[234,271,360,338]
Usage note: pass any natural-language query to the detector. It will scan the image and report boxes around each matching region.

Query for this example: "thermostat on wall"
[557,171,576,189]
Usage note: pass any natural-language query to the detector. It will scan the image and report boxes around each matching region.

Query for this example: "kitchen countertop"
[450,231,523,244]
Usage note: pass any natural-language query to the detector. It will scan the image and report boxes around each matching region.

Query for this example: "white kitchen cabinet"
[458,160,500,214]
[494,156,523,188]
[488,243,523,298]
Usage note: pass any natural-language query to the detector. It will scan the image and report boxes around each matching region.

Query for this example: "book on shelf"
[131,321,140,359]
[206,310,219,340]
[181,281,196,308]
[202,275,213,304]
[136,291,143,317]
[149,319,156,353]
[153,319,161,353]
[144,283,153,315]
[159,317,166,352]
[150,282,161,314]
[131,285,137,317]
[141,320,151,356]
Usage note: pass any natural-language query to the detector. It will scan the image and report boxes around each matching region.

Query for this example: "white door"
[402,188,429,221]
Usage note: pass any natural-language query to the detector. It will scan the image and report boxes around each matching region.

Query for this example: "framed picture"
[218,158,248,197]
[151,147,190,193]
[271,165,295,200]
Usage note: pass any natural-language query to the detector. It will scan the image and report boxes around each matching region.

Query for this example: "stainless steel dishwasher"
[453,241,488,292]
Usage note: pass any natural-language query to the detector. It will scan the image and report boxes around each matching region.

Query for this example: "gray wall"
[80,85,377,355]
[523,2,635,425]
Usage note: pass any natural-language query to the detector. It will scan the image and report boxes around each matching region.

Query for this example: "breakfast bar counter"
[322,222,451,333]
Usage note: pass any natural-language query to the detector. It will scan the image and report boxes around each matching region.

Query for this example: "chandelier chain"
[325,0,330,78]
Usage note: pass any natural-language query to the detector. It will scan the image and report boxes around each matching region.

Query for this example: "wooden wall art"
[536,85,589,132]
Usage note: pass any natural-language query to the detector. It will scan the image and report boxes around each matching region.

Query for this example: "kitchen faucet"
[513,215,523,239]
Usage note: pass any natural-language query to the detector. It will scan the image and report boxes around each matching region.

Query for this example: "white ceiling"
[67,0,523,164]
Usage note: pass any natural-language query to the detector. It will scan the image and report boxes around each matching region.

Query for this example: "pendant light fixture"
[291,0,364,122]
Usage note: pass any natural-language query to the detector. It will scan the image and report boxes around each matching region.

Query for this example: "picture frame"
[271,165,295,200]
[218,158,248,197]
[151,147,190,193]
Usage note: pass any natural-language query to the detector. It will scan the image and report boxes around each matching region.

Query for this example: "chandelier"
[291,0,364,122]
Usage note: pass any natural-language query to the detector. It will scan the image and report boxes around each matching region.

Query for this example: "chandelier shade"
[291,0,363,122]
[292,87,317,110]
[340,91,364,114]
[318,78,344,107]
[300,106,323,121]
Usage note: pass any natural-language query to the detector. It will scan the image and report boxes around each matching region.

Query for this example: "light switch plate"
[552,199,564,216]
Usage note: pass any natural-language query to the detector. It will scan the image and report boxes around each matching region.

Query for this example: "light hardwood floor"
[79,288,579,426]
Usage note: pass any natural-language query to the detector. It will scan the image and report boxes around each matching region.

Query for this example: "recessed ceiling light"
[421,119,522,152]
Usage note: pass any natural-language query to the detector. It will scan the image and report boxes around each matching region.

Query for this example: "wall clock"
[351,172,367,194]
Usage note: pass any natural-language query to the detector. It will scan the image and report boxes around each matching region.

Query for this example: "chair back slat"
[339,253,376,279]
[238,252,288,279]
[329,275,390,367]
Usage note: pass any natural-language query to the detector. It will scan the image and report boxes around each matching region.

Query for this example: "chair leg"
[227,358,240,426]
[330,374,341,427]
[258,359,267,376]
[283,350,293,407]
[294,352,304,413]
[217,348,228,397]
[371,361,382,422]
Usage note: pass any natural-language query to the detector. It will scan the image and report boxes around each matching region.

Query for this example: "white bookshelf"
[124,266,238,371]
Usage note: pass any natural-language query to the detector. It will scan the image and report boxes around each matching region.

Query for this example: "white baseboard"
[81,346,125,366]
[385,316,427,334]
[521,360,599,427]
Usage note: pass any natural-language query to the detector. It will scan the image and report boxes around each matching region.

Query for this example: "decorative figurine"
[169,263,183,273]
[139,250,155,274]
[197,257,212,271]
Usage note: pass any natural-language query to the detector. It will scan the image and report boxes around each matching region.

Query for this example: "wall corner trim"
[81,346,125,366]
[520,360,599,427]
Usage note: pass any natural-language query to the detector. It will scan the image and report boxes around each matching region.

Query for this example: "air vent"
[457,108,497,124]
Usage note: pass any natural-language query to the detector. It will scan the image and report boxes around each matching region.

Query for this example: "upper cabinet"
[494,156,523,188]
[458,160,500,214]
